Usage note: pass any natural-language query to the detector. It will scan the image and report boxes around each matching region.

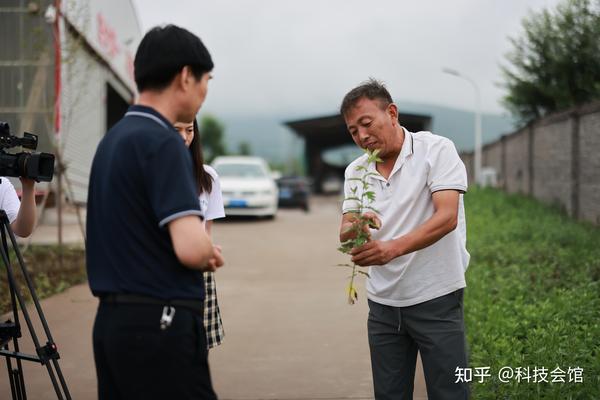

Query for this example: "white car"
[212,156,279,218]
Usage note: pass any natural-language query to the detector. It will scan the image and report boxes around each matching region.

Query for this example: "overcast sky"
[133,0,562,118]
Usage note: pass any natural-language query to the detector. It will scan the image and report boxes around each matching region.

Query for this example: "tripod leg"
[5,349,18,399]
[0,215,72,400]
[44,362,65,400]
[15,358,26,400]
[4,250,71,399]
[15,360,27,400]
[51,358,71,399]
[4,243,27,400]
[1,238,30,400]
[4,344,26,400]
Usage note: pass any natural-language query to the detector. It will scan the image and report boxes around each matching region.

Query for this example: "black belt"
[100,293,204,315]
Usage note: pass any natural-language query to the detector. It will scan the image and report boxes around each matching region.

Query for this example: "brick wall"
[460,100,600,225]
[482,140,503,185]
[579,110,600,224]
[504,127,530,194]
[532,118,573,214]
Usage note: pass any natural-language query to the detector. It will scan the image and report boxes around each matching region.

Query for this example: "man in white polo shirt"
[339,79,469,400]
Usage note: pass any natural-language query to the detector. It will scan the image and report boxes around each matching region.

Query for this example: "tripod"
[0,210,71,399]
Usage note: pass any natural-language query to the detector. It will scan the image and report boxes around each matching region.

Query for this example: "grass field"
[0,245,86,315]
[464,188,600,399]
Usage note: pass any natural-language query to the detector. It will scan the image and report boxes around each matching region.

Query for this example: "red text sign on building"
[97,13,120,59]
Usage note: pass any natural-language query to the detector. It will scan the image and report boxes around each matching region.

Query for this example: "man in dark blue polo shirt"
[86,25,223,400]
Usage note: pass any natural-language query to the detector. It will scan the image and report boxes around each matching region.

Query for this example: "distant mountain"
[396,101,517,151]
[202,113,305,169]
[205,102,517,169]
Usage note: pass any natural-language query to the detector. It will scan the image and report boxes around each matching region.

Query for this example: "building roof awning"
[285,112,432,147]
[283,111,433,193]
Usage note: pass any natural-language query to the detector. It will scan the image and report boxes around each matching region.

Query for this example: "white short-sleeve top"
[200,165,225,223]
[0,178,20,224]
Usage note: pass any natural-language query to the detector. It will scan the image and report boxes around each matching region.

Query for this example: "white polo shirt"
[342,129,470,307]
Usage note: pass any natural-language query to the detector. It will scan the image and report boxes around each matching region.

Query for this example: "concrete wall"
[482,140,503,185]
[578,109,600,224]
[461,100,600,225]
[532,118,573,214]
[504,127,530,194]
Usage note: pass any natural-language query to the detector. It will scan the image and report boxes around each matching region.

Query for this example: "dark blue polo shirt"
[86,105,205,300]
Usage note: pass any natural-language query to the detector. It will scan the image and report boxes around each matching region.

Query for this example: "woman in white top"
[174,118,226,349]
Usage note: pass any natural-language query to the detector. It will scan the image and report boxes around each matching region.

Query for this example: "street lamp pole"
[442,67,482,186]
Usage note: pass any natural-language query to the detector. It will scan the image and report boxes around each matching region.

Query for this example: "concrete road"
[0,196,427,399]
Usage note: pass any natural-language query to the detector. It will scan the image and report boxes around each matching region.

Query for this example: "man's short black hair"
[134,24,214,92]
[340,78,394,116]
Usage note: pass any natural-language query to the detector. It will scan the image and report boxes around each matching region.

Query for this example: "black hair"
[134,24,214,92]
[340,78,393,116]
[190,119,213,195]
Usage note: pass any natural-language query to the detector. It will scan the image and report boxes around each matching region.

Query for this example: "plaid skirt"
[203,271,224,348]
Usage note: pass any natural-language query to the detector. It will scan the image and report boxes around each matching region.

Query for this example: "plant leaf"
[364,191,376,201]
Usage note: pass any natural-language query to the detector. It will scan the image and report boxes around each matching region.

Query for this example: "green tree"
[200,114,228,163]
[501,0,600,124]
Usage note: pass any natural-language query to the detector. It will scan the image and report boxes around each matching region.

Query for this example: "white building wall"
[59,0,140,203]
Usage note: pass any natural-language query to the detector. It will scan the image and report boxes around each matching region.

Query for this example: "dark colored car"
[276,176,311,212]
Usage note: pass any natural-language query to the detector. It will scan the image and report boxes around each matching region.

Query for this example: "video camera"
[0,121,55,182]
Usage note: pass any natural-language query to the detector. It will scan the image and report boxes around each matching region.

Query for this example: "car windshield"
[215,163,267,178]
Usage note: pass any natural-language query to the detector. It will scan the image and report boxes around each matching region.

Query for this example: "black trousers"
[368,289,469,400]
[93,301,218,400]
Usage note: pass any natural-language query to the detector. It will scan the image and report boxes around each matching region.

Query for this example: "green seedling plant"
[337,149,382,304]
